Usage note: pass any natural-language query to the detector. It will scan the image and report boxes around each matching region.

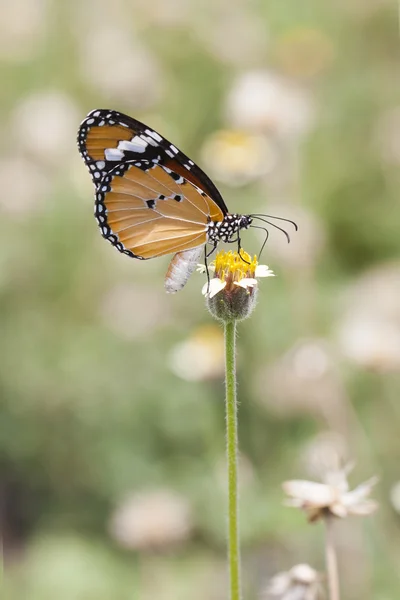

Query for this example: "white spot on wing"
[105,148,124,161]
[96,160,106,169]
[118,139,146,153]
[145,129,163,142]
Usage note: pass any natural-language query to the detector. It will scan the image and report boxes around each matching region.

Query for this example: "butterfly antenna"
[250,215,292,244]
[250,214,298,231]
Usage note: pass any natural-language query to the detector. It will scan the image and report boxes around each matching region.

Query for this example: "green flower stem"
[224,319,242,600]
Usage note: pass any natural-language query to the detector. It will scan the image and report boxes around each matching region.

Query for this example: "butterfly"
[77,109,296,292]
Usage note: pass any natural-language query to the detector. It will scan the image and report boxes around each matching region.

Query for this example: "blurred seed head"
[337,263,400,372]
[256,339,343,419]
[197,10,268,67]
[263,563,323,600]
[109,488,193,551]
[225,70,315,141]
[0,156,49,217]
[275,27,335,80]
[262,205,325,271]
[169,324,225,381]
[300,432,349,483]
[0,0,48,62]
[99,284,171,339]
[201,130,277,186]
[283,467,378,522]
[79,27,162,107]
[11,91,80,166]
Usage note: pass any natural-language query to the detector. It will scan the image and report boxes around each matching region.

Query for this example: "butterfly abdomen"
[165,247,204,293]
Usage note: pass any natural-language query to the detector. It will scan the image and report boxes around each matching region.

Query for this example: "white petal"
[197,264,215,274]
[255,264,275,277]
[283,480,337,507]
[202,278,226,298]
[233,278,258,290]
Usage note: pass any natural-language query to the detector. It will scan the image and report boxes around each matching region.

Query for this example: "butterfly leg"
[236,233,251,264]
[206,241,218,258]
[204,245,211,294]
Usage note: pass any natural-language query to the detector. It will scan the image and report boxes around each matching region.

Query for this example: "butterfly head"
[207,214,253,244]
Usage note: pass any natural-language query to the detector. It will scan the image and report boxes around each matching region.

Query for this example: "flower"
[264,564,323,600]
[169,324,225,381]
[200,129,276,186]
[200,250,274,322]
[283,465,378,523]
[108,488,193,551]
[225,70,315,142]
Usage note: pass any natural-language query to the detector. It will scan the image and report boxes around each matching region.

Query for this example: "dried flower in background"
[0,0,48,62]
[169,324,225,381]
[274,27,335,80]
[99,283,171,340]
[300,432,348,483]
[256,339,347,428]
[337,263,400,372]
[225,70,315,142]
[11,91,80,166]
[109,488,193,551]
[201,130,276,186]
[79,26,162,106]
[283,466,378,523]
[263,563,323,600]
[0,157,49,216]
[262,206,326,272]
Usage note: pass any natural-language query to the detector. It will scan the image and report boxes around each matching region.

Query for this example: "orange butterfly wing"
[77,109,227,259]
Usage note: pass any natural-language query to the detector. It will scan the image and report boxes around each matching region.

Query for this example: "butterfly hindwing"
[94,159,223,259]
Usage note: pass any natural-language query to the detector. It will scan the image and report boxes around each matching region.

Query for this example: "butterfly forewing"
[77,109,228,214]
[77,109,228,261]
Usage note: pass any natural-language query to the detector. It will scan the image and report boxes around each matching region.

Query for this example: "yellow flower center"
[212,249,258,283]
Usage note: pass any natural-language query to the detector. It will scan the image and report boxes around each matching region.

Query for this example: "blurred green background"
[1,0,400,598]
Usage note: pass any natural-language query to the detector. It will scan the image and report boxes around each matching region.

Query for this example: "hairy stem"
[224,320,241,600]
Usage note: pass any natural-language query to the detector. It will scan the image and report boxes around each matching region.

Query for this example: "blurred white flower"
[99,283,170,339]
[0,0,48,62]
[275,27,335,80]
[337,263,400,372]
[226,70,315,141]
[262,205,325,271]
[257,339,344,419]
[300,432,348,483]
[197,11,268,67]
[79,27,162,107]
[134,0,190,27]
[283,465,378,523]
[169,324,225,381]
[109,489,193,551]
[264,564,323,600]
[11,91,80,166]
[0,157,49,216]
[201,130,277,186]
